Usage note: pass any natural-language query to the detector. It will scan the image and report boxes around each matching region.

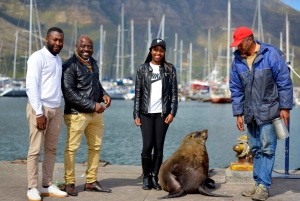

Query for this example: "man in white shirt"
[26,27,67,201]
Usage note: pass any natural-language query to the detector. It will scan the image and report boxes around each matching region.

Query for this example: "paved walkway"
[0,161,300,201]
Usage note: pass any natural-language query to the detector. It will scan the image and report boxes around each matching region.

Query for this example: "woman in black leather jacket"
[133,38,178,190]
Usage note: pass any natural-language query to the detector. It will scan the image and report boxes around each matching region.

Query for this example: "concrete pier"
[0,161,299,201]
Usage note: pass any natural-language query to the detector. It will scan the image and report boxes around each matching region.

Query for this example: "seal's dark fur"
[158,129,231,199]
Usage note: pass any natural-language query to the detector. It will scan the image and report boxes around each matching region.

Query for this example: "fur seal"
[158,129,231,199]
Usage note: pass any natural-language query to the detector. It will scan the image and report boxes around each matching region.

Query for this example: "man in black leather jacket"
[61,35,111,196]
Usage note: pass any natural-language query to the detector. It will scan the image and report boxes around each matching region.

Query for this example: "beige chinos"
[26,102,62,188]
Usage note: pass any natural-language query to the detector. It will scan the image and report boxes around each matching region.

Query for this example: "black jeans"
[140,113,169,158]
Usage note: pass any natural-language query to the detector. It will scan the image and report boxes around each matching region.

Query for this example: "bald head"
[76,35,93,59]
[76,35,93,46]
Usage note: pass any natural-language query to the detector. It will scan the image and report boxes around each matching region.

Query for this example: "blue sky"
[281,0,300,11]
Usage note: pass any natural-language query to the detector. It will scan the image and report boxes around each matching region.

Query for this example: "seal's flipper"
[158,173,185,199]
[198,185,232,197]
[205,178,215,189]
[157,190,185,199]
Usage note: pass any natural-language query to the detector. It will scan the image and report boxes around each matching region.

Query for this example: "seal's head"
[180,129,208,147]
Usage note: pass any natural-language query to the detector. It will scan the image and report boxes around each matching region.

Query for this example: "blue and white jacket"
[229,41,293,125]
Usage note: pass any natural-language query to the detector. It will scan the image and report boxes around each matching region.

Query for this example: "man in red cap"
[229,27,293,201]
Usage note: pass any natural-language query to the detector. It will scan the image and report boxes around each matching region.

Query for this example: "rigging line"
[288,65,300,79]
[251,1,258,31]
[16,0,26,29]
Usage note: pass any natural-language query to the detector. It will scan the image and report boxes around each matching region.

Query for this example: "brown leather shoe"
[83,181,112,193]
[65,184,78,196]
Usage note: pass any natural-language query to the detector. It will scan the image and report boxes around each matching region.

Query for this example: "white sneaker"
[41,184,68,198]
[27,188,41,201]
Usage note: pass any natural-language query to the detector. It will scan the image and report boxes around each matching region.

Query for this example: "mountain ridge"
[1,0,300,84]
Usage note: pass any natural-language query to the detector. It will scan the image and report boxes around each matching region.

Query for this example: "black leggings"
[140,113,169,158]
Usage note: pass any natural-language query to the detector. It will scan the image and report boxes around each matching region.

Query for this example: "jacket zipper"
[146,64,152,114]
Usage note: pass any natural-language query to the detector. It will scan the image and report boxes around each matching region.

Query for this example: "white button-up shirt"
[26,46,62,115]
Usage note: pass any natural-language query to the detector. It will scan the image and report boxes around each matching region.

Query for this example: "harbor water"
[0,97,300,170]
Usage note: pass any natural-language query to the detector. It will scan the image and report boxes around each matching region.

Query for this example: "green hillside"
[1,0,300,85]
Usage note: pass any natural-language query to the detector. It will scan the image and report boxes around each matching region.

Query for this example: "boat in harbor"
[209,81,231,103]
[188,80,210,102]
[105,86,130,100]
[102,78,135,100]
[0,76,11,94]
[123,87,135,100]
[0,78,27,97]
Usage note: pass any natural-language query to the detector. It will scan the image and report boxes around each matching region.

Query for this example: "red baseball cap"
[230,27,253,47]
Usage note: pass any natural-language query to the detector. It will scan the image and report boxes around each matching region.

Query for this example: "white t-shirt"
[26,46,62,115]
[148,62,162,113]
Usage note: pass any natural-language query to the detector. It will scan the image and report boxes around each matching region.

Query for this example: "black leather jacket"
[62,54,108,114]
[133,62,178,119]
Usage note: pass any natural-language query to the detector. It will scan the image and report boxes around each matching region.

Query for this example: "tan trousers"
[64,112,104,184]
[26,102,62,188]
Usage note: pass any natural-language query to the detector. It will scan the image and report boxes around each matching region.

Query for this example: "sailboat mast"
[226,0,231,85]
[291,47,294,82]
[145,19,152,59]
[99,25,103,81]
[21,51,28,78]
[208,29,212,76]
[147,19,151,46]
[217,44,220,76]
[280,32,283,51]
[258,0,261,41]
[286,13,289,64]
[121,3,124,79]
[162,15,165,40]
[189,43,192,85]
[203,47,207,78]
[180,40,183,85]
[13,31,18,79]
[75,21,78,44]
[130,20,134,78]
[34,0,42,49]
[186,53,189,84]
[29,0,32,56]
[116,25,120,79]
[23,51,27,78]
[174,33,178,67]
[286,13,292,81]
[69,21,77,57]
[33,23,39,51]
[103,31,106,55]
[157,14,165,39]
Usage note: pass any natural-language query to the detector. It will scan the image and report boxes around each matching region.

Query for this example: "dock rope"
[236,139,250,158]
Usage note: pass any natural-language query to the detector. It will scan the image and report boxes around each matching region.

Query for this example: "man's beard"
[47,43,62,55]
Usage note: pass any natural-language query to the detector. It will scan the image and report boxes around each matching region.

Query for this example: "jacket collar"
[233,40,266,61]
[145,62,165,71]
[72,53,97,64]
[43,46,58,58]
